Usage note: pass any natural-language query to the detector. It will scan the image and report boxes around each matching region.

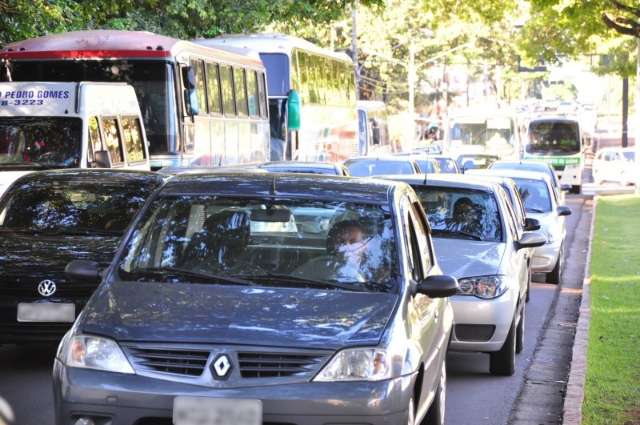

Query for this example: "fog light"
[74,418,95,425]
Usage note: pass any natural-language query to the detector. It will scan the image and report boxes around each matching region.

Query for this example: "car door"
[403,197,442,409]
[498,187,527,301]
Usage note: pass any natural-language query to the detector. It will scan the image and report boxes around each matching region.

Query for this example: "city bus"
[523,116,585,193]
[0,30,270,169]
[196,34,358,162]
[444,108,521,161]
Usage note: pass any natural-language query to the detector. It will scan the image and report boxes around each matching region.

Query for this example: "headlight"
[457,275,508,299]
[63,335,134,374]
[314,348,390,382]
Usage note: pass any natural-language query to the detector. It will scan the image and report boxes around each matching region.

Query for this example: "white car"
[481,169,571,284]
[593,147,637,186]
[385,174,546,376]
[488,160,567,204]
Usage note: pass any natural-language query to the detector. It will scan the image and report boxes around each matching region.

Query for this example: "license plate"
[17,302,75,323]
[173,397,261,425]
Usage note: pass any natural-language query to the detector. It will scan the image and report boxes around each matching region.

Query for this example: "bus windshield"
[0,117,82,168]
[7,60,175,156]
[527,121,580,155]
[450,117,514,146]
[259,53,290,97]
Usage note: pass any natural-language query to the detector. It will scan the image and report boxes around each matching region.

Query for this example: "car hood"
[0,171,33,197]
[432,238,505,278]
[81,283,398,350]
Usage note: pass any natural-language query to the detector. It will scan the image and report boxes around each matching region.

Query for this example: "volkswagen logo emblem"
[37,280,57,297]
[211,354,232,380]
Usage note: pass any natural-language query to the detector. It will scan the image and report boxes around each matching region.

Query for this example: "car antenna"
[423,172,428,185]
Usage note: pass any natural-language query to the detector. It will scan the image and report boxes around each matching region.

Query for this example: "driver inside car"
[447,197,481,236]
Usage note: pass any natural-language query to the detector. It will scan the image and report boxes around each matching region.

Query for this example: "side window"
[87,116,102,163]
[206,63,222,114]
[500,191,520,238]
[101,118,124,165]
[191,59,207,115]
[410,202,433,274]
[258,72,267,118]
[220,65,235,116]
[247,70,260,117]
[234,68,249,117]
[121,117,146,163]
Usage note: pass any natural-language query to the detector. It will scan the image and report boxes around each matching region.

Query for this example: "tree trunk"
[622,76,629,147]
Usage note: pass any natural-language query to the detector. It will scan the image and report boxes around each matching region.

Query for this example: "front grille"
[0,322,69,342]
[455,324,496,342]
[126,346,210,376]
[238,351,327,378]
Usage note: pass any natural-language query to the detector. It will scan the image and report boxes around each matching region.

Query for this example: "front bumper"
[449,288,518,352]
[531,240,561,273]
[53,360,415,425]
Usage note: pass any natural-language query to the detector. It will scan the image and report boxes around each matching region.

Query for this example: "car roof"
[492,160,552,170]
[379,173,500,192]
[12,168,163,183]
[345,156,415,163]
[260,161,339,171]
[160,172,407,205]
[477,168,554,183]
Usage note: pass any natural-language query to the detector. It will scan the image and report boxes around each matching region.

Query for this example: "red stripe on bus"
[0,50,172,59]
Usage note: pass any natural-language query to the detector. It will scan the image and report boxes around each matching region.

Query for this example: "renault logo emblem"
[211,354,232,380]
[37,280,57,297]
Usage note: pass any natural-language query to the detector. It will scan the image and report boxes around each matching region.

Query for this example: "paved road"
[0,197,588,425]
[445,196,586,425]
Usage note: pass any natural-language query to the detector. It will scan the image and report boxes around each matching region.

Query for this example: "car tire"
[489,317,516,376]
[422,359,446,425]
[547,248,562,284]
[516,304,525,354]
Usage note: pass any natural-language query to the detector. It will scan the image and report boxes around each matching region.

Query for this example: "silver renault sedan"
[385,174,545,375]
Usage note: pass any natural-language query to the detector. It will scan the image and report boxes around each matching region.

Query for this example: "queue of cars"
[0,150,575,425]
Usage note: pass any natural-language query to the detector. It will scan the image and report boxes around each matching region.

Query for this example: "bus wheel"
[570,185,581,194]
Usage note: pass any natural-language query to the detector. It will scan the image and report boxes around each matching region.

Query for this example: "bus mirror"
[187,90,200,116]
[93,150,111,168]
[372,126,381,145]
[182,66,200,116]
[287,90,301,131]
[182,66,196,90]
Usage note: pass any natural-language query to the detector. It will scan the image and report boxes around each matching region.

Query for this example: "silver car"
[386,174,545,375]
[483,169,571,284]
[53,173,458,425]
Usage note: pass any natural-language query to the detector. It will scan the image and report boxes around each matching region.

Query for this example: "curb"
[562,196,597,425]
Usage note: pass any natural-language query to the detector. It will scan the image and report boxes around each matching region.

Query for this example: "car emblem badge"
[211,354,232,380]
[37,280,57,297]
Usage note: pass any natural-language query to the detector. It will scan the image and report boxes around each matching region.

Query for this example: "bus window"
[102,118,124,165]
[191,59,207,115]
[206,63,222,115]
[87,116,102,163]
[247,70,259,117]
[220,65,235,116]
[258,73,267,118]
[121,117,146,163]
[234,68,249,117]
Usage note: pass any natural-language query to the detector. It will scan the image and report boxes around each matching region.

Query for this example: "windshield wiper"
[239,273,368,292]
[432,229,483,241]
[124,267,257,286]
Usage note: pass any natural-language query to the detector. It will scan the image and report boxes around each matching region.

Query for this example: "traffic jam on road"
[0,30,592,425]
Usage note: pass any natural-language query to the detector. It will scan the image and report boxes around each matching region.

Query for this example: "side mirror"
[65,260,101,283]
[524,217,541,231]
[560,184,572,192]
[182,66,199,116]
[558,206,572,216]
[417,274,459,298]
[287,89,301,131]
[516,232,547,250]
[93,150,111,168]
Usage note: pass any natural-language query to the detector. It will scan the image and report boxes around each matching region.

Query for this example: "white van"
[0,81,150,195]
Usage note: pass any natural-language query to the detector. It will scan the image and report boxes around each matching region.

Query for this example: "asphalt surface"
[446,196,587,425]
[0,197,588,425]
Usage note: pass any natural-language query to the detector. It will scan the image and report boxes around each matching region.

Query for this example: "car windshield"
[414,187,503,242]
[416,160,436,173]
[623,151,635,161]
[0,177,159,235]
[512,178,552,213]
[118,196,399,293]
[346,159,415,176]
[527,121,580,155]
[457,155,498,171]
[435,158,458,173]
[0,117,82,168]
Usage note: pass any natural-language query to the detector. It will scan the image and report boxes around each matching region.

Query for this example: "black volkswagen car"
[0,169,165,343]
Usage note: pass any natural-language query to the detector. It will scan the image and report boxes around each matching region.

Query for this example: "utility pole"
[622,76,629,147]
[635,39,640,192]
[408,40,416,149]
[351,2,360,100]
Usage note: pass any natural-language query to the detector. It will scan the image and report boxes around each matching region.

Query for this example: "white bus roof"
[0,82,140,117]
[1,30,264,69]
[199,33,353,64]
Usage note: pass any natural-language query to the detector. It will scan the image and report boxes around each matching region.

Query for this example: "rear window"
[0,177,160,235]
[346,159,415,177]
